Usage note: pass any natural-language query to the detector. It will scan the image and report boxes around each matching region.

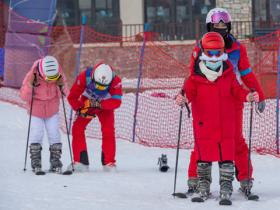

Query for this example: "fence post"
[132,23,149,142]
[195,18,200,41]
[276,34,280,154]
[68,15,87,132]
[45,0,57,55]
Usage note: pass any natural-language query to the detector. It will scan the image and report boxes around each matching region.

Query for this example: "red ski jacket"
[183,60,249,162]
[67,68,122,114]
[189,35,264,102]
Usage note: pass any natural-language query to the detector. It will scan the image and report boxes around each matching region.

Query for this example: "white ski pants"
[29,113,61,145]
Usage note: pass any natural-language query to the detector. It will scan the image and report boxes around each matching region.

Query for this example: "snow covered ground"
[1,101,280,210]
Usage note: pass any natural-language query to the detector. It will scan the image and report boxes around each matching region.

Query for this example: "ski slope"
[0,101,280,210]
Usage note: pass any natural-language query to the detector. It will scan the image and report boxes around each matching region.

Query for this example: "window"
[270,0,280,22]
[56,0,79,26]
[56,0,120,35]
[253,0,280,22]
[254,0,268,21]
[145,0,173,24]
[144,0,215,40]
[93,0,121,36]
[192,0,215,20]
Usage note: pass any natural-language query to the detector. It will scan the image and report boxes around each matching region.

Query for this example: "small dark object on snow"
[62,170,73,175]
[172,192,187,198]
[158,154,169,172]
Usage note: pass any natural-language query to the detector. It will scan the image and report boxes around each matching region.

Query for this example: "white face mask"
[205,60,222,71]
[199,61,223,82]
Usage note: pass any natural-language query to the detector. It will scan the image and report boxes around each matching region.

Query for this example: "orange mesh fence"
[241,30,280,99]
[0,25,279,157]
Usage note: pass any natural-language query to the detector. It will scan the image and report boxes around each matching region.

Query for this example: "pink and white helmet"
[38,56,60,81]
[206,8,231,24]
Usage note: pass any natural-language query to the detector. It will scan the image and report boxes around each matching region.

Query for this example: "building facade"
[1,0,280,40]
[54,0,280,39]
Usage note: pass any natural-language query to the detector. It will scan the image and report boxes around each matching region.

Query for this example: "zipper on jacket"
[218,143,223,161]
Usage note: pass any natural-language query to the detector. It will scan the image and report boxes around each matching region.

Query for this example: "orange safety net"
[0,25,279,157]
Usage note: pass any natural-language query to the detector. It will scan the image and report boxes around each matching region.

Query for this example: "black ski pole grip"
[181,89,191,118]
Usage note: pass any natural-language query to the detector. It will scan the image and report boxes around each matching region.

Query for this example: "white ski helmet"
[38,56,60,81]
[206,8,231,24]
[93,63,113,86]
[206,8,232,32]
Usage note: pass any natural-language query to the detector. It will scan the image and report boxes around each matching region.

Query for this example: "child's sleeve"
[100,76,122,110]
[231,74,249,102]
[238,44,265,101]
[58,72,69,96]
[67,71,87,111]
[183,77,197,103]
[20,70,34,103]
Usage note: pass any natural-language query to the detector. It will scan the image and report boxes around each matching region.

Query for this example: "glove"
[246,91,259,102]
[29,73,39,87]
[91,100,102,109]
[77,108,96,119]
[56,75,64,87]
[175,92,187,106]
[84,99,101,109]
[257,100,266,113]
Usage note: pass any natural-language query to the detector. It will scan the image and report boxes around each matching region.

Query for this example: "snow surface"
[1,101,280,210]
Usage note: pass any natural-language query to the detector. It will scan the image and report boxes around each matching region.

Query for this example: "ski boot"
[191,162,212,203]
[187,177,198,195]
[30,143,45,175]
[49,143,63,173]
[219,162,234,205]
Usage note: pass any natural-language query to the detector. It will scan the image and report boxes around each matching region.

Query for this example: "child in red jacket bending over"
[175,32,259,205]
[67,62,122,172]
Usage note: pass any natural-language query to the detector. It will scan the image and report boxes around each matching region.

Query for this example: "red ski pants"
[72,110,116,165]
[188,102,253,181]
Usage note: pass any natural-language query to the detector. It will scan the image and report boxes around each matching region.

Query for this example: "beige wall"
[120,0,144,36]
[216,0,252,37]
[216,0,252,22]
[120,0,144,24]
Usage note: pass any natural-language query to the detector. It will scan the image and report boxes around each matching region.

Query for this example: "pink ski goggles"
[211,11,231,24]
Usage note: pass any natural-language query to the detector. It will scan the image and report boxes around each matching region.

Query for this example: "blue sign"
[8,0,57,34]
[0,48,4,77]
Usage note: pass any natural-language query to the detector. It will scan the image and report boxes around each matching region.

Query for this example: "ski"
[219,198,232,206]
[48,170,73,175]
[172,192,187,198]
[191,194,209,202]
[62,170,73,175]
[35,171,46,175]
[33,168,46,175]
[31,169,73,175]
[191,197,206,202]
[239,188,259,201]
[246,193,259,201]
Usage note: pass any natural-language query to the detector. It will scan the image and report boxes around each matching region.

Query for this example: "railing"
[1,20,280,45]
[92,20,280,41]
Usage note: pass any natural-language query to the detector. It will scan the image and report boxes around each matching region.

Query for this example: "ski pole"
[23,74,36,171]
[68,15,87,132]
[172,90,187,198]
[247,93,254,194]
[59,86,74,172]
